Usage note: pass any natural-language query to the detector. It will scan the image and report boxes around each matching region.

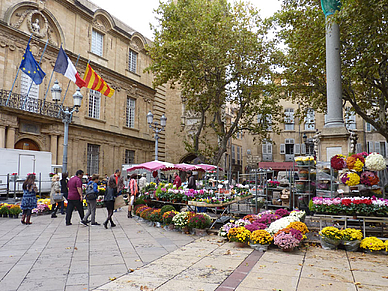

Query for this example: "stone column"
[50,135,58,165]
[6,126,15,149]
[324,20,344,128]
[320,16,349,161]
[58,135,64,171]
[0,126,5,148]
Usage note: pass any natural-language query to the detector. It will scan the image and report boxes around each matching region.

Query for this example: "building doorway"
[15,138,40,151]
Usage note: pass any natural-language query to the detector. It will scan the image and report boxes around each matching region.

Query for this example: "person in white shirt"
[139,173,147,192]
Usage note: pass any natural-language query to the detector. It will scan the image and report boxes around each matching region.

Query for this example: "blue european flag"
[19,44,45,85]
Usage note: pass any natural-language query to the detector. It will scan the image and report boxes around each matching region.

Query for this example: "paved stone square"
[1,209,387,291]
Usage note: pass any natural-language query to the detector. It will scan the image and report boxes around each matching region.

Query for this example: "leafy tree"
[146,0,282,165]
[270,0,388,140]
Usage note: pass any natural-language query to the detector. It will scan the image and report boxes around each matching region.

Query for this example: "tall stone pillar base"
[319,126,350,162]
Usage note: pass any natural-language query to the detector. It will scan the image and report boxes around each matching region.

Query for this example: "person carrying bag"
[82,174,100,226]
[103,173,118,229]
[127,173,138,218]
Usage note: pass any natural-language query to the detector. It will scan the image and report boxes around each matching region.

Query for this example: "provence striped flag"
[83,64,114,97]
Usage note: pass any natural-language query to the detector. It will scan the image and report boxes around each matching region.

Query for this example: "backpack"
[85,183,97,200]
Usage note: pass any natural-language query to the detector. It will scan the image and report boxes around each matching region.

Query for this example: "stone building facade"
[0,0,172,176]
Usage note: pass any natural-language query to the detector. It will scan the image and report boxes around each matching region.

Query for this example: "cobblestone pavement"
[1,210,387,291]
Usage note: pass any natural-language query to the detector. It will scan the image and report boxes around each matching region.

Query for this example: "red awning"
[258,162,295,170]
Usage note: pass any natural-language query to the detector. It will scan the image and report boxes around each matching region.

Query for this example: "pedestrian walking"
[103,173,117,228]
[20,173,38,225]
[187,171,196,190]
[50,174,64,218]
[139,173,147,192]
[59,172,68,215]
[114,170,124,212]
[173,172,181,188]
[82,174,100,226]
[65,170,87,226]
[127,173,138,218]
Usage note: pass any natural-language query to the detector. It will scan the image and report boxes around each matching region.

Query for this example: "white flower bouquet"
[365,153,386,171]
[172,211,190,227]
[266,215,300,235]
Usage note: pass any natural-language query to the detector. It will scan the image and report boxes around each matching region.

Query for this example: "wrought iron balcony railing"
[0,89,62,119]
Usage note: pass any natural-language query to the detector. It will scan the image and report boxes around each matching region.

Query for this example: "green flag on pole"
[321,0,341,17]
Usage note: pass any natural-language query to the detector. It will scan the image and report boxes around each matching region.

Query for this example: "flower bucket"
[281,247,295,252]
[155,222,161,228]
[320,236,341,250]
[234,242,248,248]
[343,240,361,252]
[250,243,269,252]
[181,226,189,234]
[194,228,208,237]
[296,182,305,192]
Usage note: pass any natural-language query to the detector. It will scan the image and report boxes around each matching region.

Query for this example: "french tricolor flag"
[53,46,86,88]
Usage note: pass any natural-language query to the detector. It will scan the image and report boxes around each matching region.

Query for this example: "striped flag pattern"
[83,64,114,97]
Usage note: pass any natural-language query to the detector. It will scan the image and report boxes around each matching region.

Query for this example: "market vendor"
[173,172,181,188]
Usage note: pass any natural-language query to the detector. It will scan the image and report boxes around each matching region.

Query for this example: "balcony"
[0,89,62,119]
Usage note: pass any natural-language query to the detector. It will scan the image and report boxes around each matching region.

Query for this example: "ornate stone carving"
[313,130,321,160]
[93,19,106,32]
[12,9,49,39]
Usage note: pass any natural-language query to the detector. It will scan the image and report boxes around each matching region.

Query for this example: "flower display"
[365,153,386,171]
[256,214,281,226]
[273,228,302,250]
[135,205,149,216]
[360,237,385,252]
[162,210,178,225]
[360,171,380,186]
[346,154,365,171]
[250,230,273,245]
[242,214,258,223]
[310,196,388,216]
[340,172,360,186]
[319,226,342,241]
[266,215,300,235]
[227,226,251,244]
[341,228,363,241]
[275,208,289,217]
[330,154,346,170]
[287,221,309,235]
[289,210,306,220]
[187,213,212,229]
[172,211,194,227]
[234,218,252,227]
[244,222,266,232]
[268,180,280,188]
[149,209,162,222]
[218,222,237,237]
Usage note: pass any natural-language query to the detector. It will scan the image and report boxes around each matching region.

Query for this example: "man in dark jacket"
[187,171,196,190]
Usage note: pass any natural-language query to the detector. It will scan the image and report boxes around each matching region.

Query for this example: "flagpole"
[60,53,81,106]
[21,39,49,110]
[57,54,82,118]
[40,68,55,113]
[5,34,33,106]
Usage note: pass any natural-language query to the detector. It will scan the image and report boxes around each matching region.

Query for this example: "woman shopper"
[20,174,38,225]
[82,174,100,226]
[103,173,117,228]
[127,173,138,218]
[50,174,63,218]
[59,172,69,215]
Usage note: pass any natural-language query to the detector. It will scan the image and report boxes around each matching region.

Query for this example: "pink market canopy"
[174,163,205,172]
[126,160,176,172]
[196,163,222,171]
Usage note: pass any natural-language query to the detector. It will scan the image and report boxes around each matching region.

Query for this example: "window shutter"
[262,144,267,154]
[294,144,300,154]
[368,141,374,153]
[280,144,285,154]
[267,143,272,154]
[356,143,362,154]
[375,142,380,154]
[301,143,306,154]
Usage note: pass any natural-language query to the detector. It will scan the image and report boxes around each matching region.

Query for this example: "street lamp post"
[146,111,167,161]
[51,80,83,174]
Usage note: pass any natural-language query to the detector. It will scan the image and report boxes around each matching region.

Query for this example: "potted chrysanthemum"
[273,228,303,251]
[187,213,212,236]
[250,229,273,251]
[319,226,342,250]
[227,226,251,247]
[341,228,363,252]
[360,236,385,253]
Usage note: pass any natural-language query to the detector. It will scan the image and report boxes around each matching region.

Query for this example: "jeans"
[83,199,97,223]
[66,199,84,225]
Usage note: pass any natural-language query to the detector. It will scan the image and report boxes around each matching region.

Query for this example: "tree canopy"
[146,0,281,165]
[270,0,388,140]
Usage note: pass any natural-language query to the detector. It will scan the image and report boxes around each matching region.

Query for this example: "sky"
[90,0,282,40]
